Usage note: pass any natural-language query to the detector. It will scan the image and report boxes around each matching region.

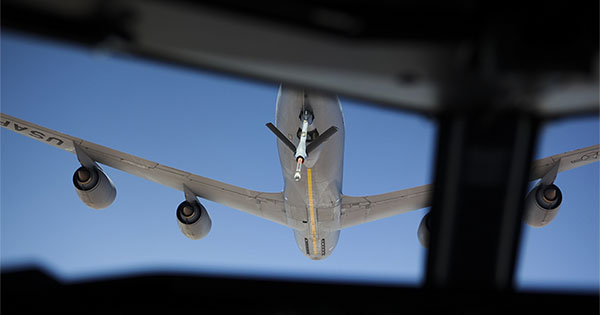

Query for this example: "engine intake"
[72,166,116,209]
[523,183,562,228]
[176,200,212,240]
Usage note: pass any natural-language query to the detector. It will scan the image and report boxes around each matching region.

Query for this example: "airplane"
[1,85,598,260]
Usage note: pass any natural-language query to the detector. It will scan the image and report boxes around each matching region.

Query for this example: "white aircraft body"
[1,85,599,260]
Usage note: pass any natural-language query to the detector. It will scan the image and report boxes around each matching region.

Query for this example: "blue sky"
[1,31,598,291]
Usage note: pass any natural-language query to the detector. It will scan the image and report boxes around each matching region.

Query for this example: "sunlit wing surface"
[0,113,288,227]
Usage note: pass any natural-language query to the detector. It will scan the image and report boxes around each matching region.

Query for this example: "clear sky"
[1,31,598,291]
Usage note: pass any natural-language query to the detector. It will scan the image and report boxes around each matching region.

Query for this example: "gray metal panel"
[0,113,289,227]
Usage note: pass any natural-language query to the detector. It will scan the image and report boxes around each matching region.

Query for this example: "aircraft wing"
[528,144,599,181]
[340,144,599,229]
[340,184,433,229]
[1,113,289,227]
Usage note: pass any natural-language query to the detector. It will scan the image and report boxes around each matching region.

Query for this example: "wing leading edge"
[0,113,289,227]
[340,144,599,229]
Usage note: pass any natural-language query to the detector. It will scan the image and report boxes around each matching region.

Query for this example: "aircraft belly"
[275,86,345,259]
[275,86,344,230]
[286,203,308,226]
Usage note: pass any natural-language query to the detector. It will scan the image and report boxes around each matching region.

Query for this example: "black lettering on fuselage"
[0,120,9,127]
[13,123,28,132]
[30,130,45,139]
[46,137,64,146]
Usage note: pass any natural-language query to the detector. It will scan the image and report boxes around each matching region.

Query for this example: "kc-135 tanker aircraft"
[2,86,599,260]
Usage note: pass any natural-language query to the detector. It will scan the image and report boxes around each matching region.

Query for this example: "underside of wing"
[529,144,599,181]
[340,144,599,229]
[1,113,289,227]
[3,113,597,232]
[340,184,432,229]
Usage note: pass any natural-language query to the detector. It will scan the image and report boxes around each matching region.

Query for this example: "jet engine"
[72,166,116,209]
[523,183,562,228]
[417,213,431,249]
[176,199,212,240]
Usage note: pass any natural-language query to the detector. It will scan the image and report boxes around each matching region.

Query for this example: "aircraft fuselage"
[275,86,345,260]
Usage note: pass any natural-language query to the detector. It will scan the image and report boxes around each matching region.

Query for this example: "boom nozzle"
[294,158,303,181]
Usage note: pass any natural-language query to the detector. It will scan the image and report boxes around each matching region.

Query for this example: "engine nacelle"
[72,166,116,209]
[417,213,431,249]
[523,183,562,228]
[176,200,212,240]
